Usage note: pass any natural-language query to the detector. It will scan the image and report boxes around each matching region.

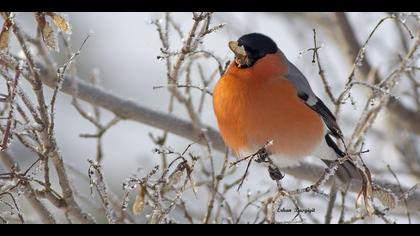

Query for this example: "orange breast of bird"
[213,52,324,160]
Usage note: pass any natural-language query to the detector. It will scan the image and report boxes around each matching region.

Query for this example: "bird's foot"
[268,165,284,181]
[254,147,269,163]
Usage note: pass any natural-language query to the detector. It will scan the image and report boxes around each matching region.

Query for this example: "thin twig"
[386,164,411,224]
[310,28,337,104]
[324,179,338,224]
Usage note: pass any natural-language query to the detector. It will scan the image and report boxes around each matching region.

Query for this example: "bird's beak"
[228,41,249,68]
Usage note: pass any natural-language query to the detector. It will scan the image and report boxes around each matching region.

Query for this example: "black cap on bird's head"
[229,33,278,68]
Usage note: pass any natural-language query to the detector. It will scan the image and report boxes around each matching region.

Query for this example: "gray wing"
[284,56,367,183]
[285,58,343,139]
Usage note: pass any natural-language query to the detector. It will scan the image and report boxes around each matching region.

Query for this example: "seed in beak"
[228,41,247,57]
[228,41,249,67]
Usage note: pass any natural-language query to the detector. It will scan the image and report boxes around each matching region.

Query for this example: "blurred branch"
[388,98,420,135]
[349,37,420,149]
[72,70,120,163]
[334,12,420,135]
[334,12,373,78]
[324,180,338,224]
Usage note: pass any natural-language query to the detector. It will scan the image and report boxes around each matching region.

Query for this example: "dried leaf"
[355,190,363,209]
[355,189,374,216]
[0,28,10,51]
[184,163,197,197]
[132,184,146,215]
[0,20,12,51]
[355,164,374,216]
[167,169,183,187]
[364,172,374,216]
[373,188,397,209]
[41,21,58,51]
[364,192,375,216]
[51,13,71,34]
[228,41,246,57]
[34,12,46,30]
[186,166,198,197]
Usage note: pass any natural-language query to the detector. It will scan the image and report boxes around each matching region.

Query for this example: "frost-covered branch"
[2,50,419,212]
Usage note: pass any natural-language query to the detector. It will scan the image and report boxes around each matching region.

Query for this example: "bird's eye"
[244,47,258,58]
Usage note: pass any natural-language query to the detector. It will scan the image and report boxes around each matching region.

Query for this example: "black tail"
[322,159,364,185]
[323,134,365,186]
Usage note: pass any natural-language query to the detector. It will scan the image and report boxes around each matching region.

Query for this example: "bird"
[213,32,363,183]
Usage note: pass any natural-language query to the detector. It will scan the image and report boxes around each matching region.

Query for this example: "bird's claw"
[268,165,284,181]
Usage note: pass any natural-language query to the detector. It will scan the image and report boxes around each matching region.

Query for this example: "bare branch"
[2,14,95,224]
[0,150,56,224]
[87,159,117,224]
[335,12,420,135]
